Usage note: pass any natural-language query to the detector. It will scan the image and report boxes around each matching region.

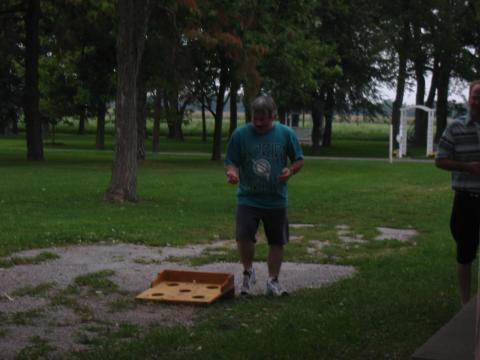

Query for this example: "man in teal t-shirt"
[224,95,304,296]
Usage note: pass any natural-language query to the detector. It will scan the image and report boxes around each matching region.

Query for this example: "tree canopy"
[1,0,480,198]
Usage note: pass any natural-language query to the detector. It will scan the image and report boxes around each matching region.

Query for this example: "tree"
[188,3,233,160]
[430,0,473,139]
[151,89,162,152]
[42,0,116,149]
[136,60,147,160]
[24,0,43,160]
[144,1,198,153]
[407,1,436,146]
[306,0,386,150]
[190,0,267,160]
[0,1,23,135]
[144,2,198,144]
[390,18,410,147]
[105,0,147,202]
[259,0,324,123]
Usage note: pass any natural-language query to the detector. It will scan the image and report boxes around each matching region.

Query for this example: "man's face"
[252,111,274,133]
[469,84,480,117]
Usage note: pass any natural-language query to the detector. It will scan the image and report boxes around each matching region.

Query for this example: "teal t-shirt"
[224,122,304,209]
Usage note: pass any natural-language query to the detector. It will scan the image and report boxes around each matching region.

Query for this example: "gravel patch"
[0,242,355,358]
[289,224,316,229]
[375,227,419,242]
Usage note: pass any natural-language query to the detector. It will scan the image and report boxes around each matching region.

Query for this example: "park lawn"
[0,139,473,359]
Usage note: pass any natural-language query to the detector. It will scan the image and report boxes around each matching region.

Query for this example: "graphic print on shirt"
[246,142,288,194]
[252,158,271,181]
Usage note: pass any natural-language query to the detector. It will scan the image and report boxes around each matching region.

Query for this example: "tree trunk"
[229,80,238,137]
[291,113,300,127]
[174,113,184,141]
[425,58,439,108]
[12,114,19,134]
[311,90,325,152]
[51,123,56,145]
[165,91,183,140]
[105,0,147,202]
[136,67,147,160]
[96,101,106,150]
[41,116,49,136]
[322,87,334,147]
[24,0,43,161]
[172,95,184,141]
[242,84,252,123]
[211,54,228,161]
[391,21,410,151]
[201,100,207,142]
[78,106,86,135]
[413,60,427,146]
[435,59,450,141]
[411,22,427,147]
[164,96,175,139]
[152,90,162,153]
[278,107,286,124]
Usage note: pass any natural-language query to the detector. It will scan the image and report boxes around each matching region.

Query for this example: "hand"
[466,162,480,175]
[278,167,293,182]
[226,169,239,184]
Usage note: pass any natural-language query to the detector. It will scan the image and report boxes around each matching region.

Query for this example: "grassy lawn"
[0,125,470,359]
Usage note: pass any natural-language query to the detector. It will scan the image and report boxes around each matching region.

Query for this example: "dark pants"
[450,191,480,264]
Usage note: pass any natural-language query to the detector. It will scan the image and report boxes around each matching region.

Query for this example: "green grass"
[11,282,56,297]
[16,336,56,360]
[0,251,60,268]
[50,286,95,321]
[8,309,45,326]
[107,298,138,313]
[0,125,467,359]
[74,270,118,294]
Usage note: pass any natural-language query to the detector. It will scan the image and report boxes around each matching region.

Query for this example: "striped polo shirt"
[436,116,480,192]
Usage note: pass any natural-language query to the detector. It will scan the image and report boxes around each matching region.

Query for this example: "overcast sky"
[379,77,470,105]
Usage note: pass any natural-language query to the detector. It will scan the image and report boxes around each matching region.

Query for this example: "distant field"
[5,115,421,159]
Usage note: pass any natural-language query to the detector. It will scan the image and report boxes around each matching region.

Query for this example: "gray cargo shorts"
[235,204,289,245]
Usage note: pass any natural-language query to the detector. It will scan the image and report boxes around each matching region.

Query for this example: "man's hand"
[278,159,304,182]
[225,167,239,184]
[465,162,480,175]
[278,167,293,182]
[436,158,480,175]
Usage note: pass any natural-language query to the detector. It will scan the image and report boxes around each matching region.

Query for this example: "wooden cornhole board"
[136,269,235,305]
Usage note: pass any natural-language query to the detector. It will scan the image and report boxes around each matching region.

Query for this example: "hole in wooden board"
[193,295,205,299]
[167,283,179,286]
[179,289,191,293]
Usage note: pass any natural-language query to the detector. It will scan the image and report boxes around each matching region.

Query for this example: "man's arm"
[279,159,304,182]
[435,158,480,175]
[225,164,239,184]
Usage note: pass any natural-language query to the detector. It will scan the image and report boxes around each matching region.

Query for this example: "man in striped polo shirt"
[436,80,480,305]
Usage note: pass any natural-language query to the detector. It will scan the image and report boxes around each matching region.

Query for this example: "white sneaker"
[266,278,288,296]
[240,268,256,295]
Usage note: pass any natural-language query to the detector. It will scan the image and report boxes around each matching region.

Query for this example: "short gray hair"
[251,96,277,117]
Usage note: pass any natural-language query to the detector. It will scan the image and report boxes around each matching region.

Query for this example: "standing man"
[224,95,304,296]
[436,80,480,305]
